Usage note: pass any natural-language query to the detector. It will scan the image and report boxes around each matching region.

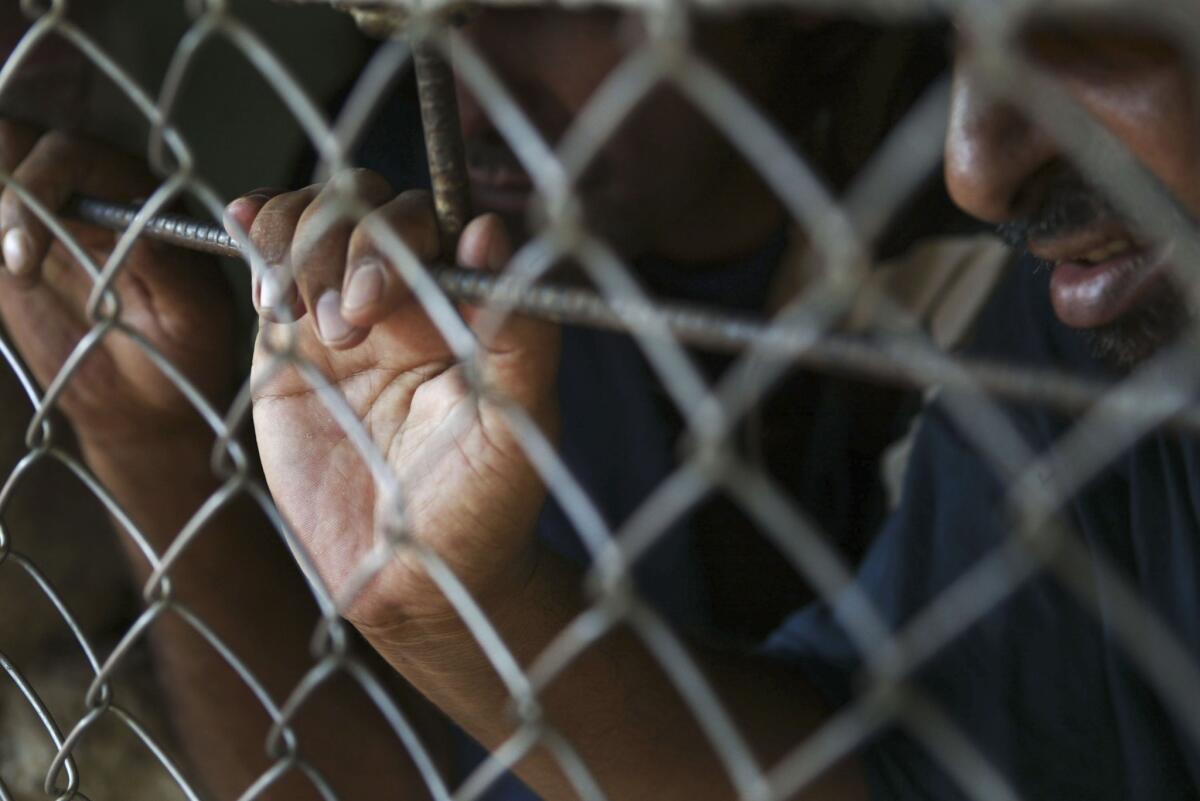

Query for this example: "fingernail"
[316,291,356,344]
[227,192,271,210]
[343,262,384,312]
[3,228,32,276]
[259,268,294,313]
[223,194,273,232]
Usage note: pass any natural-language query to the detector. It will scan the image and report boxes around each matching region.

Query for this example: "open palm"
[242,187,559,632]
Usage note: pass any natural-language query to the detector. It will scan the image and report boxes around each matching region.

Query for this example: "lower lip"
[1049,247,1170,329]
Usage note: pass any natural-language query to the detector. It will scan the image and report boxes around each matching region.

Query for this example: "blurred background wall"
[84,0,374,196]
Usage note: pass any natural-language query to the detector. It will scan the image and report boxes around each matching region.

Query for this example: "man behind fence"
[231,8,1200,801]
[4,5,1199,801]
[0,6,962,801]
[257,11,1200,801]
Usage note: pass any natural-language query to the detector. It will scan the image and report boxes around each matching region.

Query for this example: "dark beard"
[1083,282,1191,368]
[1023,255,1191,369]
[994,167,1194,369]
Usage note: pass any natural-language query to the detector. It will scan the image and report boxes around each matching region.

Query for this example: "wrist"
[357,541,547,660]
[77,418,219,467]
[76,420,230,531]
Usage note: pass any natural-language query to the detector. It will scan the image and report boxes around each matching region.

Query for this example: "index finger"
[0,120,40,282]
[0,131,152,284]
[223,187,286,245]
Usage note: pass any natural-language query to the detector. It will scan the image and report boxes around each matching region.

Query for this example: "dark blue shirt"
[454,234,790,800]
[353,81,909,799]
[766,259,1200,799]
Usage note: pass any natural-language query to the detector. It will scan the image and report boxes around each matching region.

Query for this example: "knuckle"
[305,183,356,229]
[311,180,372,232]
[0,183,27,225]
[42,128,72,145]
[349,212,403,267]
[249,199,303,264]
[294,204,351,278]
[399,192,441,243]
[11,134,84,203]
[331,167,389,195]
[38,129,77,157]
[292,240,344,291]
[348,190,437,267]
[396,188,434,210]
[346,222,377,268]
[351,167,392,198]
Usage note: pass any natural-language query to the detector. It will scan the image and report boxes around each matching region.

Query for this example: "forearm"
[80,430,445,801]
[365,548,865,801]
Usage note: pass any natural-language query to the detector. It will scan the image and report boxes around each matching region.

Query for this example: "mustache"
[996,173,1120,252]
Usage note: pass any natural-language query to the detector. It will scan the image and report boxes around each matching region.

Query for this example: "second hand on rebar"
[64,194,1200,435]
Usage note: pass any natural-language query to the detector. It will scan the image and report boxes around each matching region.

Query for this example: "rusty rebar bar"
[329,3,473,247]
[412,37,473,252]
[66,194,1200,435]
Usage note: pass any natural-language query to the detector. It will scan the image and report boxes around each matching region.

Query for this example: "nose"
[944,64,1059,224]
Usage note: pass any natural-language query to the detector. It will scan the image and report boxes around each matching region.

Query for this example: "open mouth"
[1031,230,1171,329]
[1075,239,1139,265]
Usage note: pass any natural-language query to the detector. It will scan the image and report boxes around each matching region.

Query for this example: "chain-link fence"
[3,0,1200,799]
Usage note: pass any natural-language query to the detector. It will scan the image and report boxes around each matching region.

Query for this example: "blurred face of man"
[456,8,811,263]
[944,13,1200,366]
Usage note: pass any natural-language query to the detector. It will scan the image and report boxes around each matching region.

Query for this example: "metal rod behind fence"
[331,4,473,249]
[64,195,1200,436]
[412,36,473,253]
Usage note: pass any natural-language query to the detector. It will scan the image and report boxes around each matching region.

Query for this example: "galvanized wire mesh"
[2,0,1200,799]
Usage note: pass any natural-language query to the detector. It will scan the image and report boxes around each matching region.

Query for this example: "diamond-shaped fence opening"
[1,0,1199,799]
